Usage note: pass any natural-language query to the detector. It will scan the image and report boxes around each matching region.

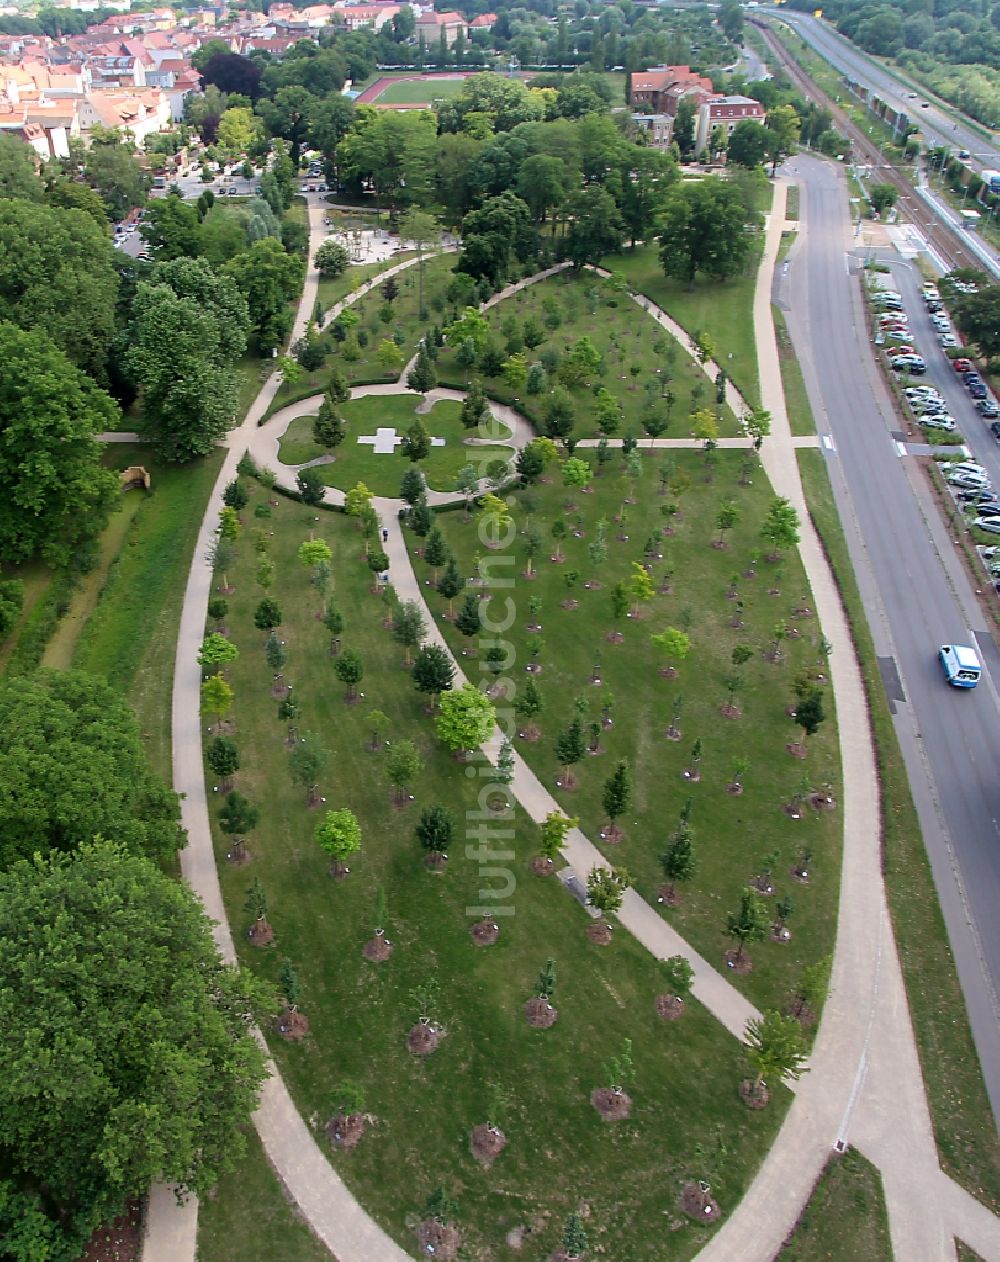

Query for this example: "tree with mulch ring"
[515,676,543,741]
[227,837,252,867]
[554,717,585,789]
[362,887,393,961]
[470,1123,507,1167]
[407,977,443,1055]
[585,865,630,945]
[724,887,769,974]
[416,802,453,872]
[276,961,309,1041]
[789,956,831,1028]
[524,957,559,1028]
[741,1009,809,1108]
[415,1193,462,1261]
[599,760,630,844]
[244,878,274,947]
[471,917,499,947]
[549,1212,589,1261]
[326,1080,367,1150]
[682,738,702,783]
[727,756,749,796]
[809,785,837,812]
[532,811,575,875]
[315,806,362,879]
[591,1037,634,1121]
[792,847,812,883]
[771,895,794,944]
[219,790,260,862]
[656,955,694,1021]
[749,850,779,897]
[680,1182,721,1223]
[658,813,695,907]
[651,625,690,679]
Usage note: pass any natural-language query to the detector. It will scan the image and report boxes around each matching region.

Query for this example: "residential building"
[334,3,399,31]
[694,94,766,154]
[414,9,465,47]
[628,64,714,115]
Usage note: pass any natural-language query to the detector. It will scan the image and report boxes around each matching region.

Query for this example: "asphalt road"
[772,10,1000,172]
[783,153,1000,1119]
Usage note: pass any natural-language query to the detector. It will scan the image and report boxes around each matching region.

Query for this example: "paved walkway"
[149,191,1000,1262]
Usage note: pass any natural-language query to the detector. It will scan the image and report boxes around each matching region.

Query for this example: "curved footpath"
[147,190,1000,1262]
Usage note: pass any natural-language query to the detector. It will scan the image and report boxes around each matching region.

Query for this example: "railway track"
[752,19,980,274]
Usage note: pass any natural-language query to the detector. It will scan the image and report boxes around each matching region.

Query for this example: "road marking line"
[822,434,836,452]
[895,440,908,457]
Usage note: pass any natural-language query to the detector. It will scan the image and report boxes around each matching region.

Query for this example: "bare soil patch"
[591,1087,632,1120]
[524,997,558,1028]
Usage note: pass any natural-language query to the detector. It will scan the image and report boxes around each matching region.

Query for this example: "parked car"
[977,398,1000,418]
[969,380,988,399]
[973,517,1000,534]
[921,414,957,431]
[922,285,940,300]
[939,334,960,348]
[926,299,943,314]
[892,355,926,373]
[953,358,973,373]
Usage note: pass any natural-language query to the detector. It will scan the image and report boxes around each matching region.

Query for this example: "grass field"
[316,250,418,315]
[373,76,468,105]
[798,448,1000,1211]
[606,238,765,411]
[207,479,788,1260]
[435,270,741,440]
[415,448,842,1015]
[278,395,511,496]
[776,1148,892,1262]
[0,559,53,676]
[198,1128,332,1262]
[72,446,224,785]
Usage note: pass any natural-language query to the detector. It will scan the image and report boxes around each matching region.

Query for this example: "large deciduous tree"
[658,178,759,289]
[0,323,119,566]
[0,669,183,870]
[225,236,303,352]
[0,198,119,378]
[0,841,271,1255]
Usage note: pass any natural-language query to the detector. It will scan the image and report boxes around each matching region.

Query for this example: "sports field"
[356,73,474,106]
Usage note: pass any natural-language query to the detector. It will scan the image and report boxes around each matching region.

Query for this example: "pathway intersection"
[144,188,1000,1261]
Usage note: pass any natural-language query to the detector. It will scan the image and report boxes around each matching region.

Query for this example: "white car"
[923,286,940,300]
[973,517,1000,534]
[946,462,987,479]
[939,334,960,348]
[921,414,957,431]
[905,386,940,399]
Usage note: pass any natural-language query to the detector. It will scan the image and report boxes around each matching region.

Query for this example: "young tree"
[314,239,351,277]
[254,597,283,634]
[365,709,391,753]
[392,600,426,667]
[406,343,437,394]
[715,498,739,546]
[386,738,423,804]
[219,506,241,543]
[344,481,374,524]
[664,954,695,1002]
[743,1010,809,1104]
[206,735,240,790]
[219,790,260,840]
[515,676,543,722]
[400,466,426,506]
[792,955,832,1019]
[401,417,432,462]
[412,644,455,708]
[745,407,771,450]
[198,632,240,674]
[315,807,362,872]
[539,811,577,863]
[289,738,327,805]
[423,527,449,586]
[455,592,481,639]
[313,396,345,450]
[438,556,463,617]
[201,672,235,732]
[323,600,345,654]
[562,456,593,494]
[628,561,654,617]
[650,627,691,676]
[554,717,585,787]
[602,761,631,837]
[794,691,826,744]
[296,466,326,507]
[415,803,454,860]
[587,865,631,920]
[726,888,770,964]
[435,682,495,756]
[334,648,364,701]
[660,822,695,903]
[297,537,332,580]
[222,480,248,512]
[761,496,800,558]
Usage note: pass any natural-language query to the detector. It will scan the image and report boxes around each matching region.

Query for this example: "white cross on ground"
[357,427,445,455]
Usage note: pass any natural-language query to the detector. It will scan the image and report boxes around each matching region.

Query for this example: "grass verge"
[776,1147,891,1261]
[774,306,816,436]
[73,446,224,784]
[797,447,1000,1211]
[197,1127,333,1262]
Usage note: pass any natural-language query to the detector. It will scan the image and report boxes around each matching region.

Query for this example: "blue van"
[939,644,981,688]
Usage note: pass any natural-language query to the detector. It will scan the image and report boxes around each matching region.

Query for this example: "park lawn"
[435,270,741,440]
[207,482,787,1261]
[605,238,765,411]
[269,254,459,417]
[798,449,1000,1211]
[0,559,53,676]
[316,251,417,314]
[414,449,842,1015]
[774,307,816,437]
[41,490,144,672]
[278,395,511,496]
[73,445,224,785]
[198,1127,332,1262]
[776,1148,891,1262]
[373,76,468,104]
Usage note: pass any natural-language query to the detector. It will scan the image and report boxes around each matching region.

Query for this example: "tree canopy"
[0,322,119,566]
[658,178,759,289]
[0,842,271,1255]
[0,669,183,870]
